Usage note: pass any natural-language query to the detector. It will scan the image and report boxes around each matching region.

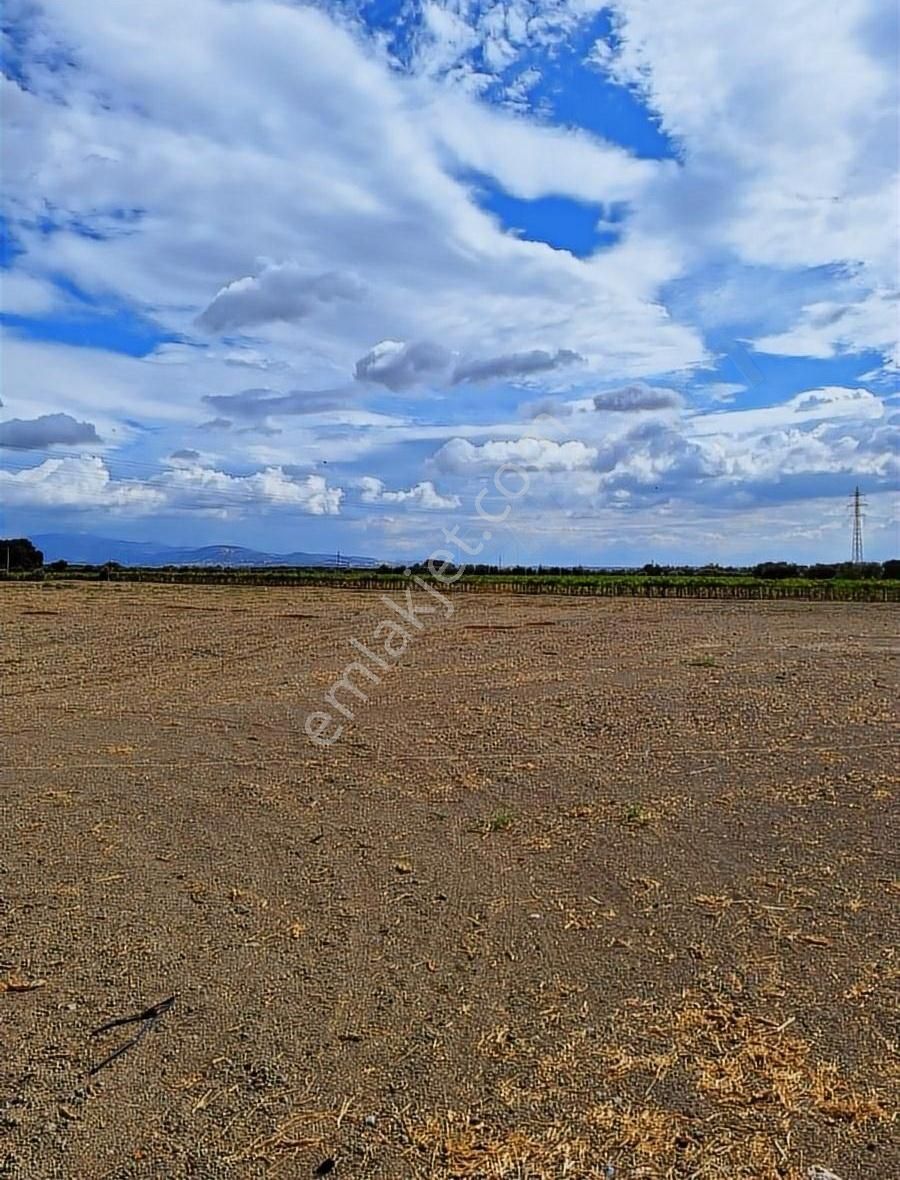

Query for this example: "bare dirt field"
[1,581,897,1179]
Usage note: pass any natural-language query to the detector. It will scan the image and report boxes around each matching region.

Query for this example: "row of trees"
[2,537,898,580]
[647,560,900,580]
[386,559,900,580]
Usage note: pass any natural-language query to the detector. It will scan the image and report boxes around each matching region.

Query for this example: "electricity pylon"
[850,485,866,565]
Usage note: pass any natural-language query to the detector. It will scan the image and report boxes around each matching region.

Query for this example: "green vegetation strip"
[6,567,898,601]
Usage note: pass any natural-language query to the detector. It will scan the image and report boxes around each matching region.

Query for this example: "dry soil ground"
[1,581,897,1180]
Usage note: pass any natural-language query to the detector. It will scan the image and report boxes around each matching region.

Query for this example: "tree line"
[388,559,900,580]
[1,537,898,581]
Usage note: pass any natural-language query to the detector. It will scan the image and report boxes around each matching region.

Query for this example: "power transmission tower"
[850,485,866,565]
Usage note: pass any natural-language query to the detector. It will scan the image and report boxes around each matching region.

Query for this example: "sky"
[1,0,898,565]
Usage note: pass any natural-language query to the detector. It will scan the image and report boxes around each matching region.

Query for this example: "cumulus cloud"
[792,388,867,412]
[0,455,343,515]
[587,402,897,502]
[593,383,685,413]
[427,385,896,514]
[0,456,163,510]
[592,419,713,486]
[452,348,583,384]
[354,340,453,391]
[0,412,102,449]
[432,436,598,473]
[197,262,364,333]
[359,476,461,509]
[160,464,343,515]
[720,418,900,485]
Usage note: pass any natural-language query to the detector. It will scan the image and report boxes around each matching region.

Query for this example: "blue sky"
[1,0,897,563]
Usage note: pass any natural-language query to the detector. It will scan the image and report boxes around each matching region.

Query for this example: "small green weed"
[485,809,515,833]
[623,804,654,827]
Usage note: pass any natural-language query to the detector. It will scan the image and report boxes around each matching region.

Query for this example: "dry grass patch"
[426,985,893,1178]
[406,1112,598,1179]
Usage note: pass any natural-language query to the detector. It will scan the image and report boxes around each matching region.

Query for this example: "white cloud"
[159,464,344,515]
[359,476,460,509]
[0,456,164,511]
[406,2,591,96]
[429,87,662,205]
[414,3,481,79]
[702,382,745,403]
[754,289,900,369]
[590,419,713,487]
[0,455,344,515]
[1,0,706,386]
[0,334,203,428]
[0,271,63,316]
[432,436,598,473]
[687,387,885,437]
[716,416,900,484]
[606,0,899,364]
[424,384,896,512]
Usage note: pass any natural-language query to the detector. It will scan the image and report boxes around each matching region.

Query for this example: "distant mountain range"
[32,533,382,569]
